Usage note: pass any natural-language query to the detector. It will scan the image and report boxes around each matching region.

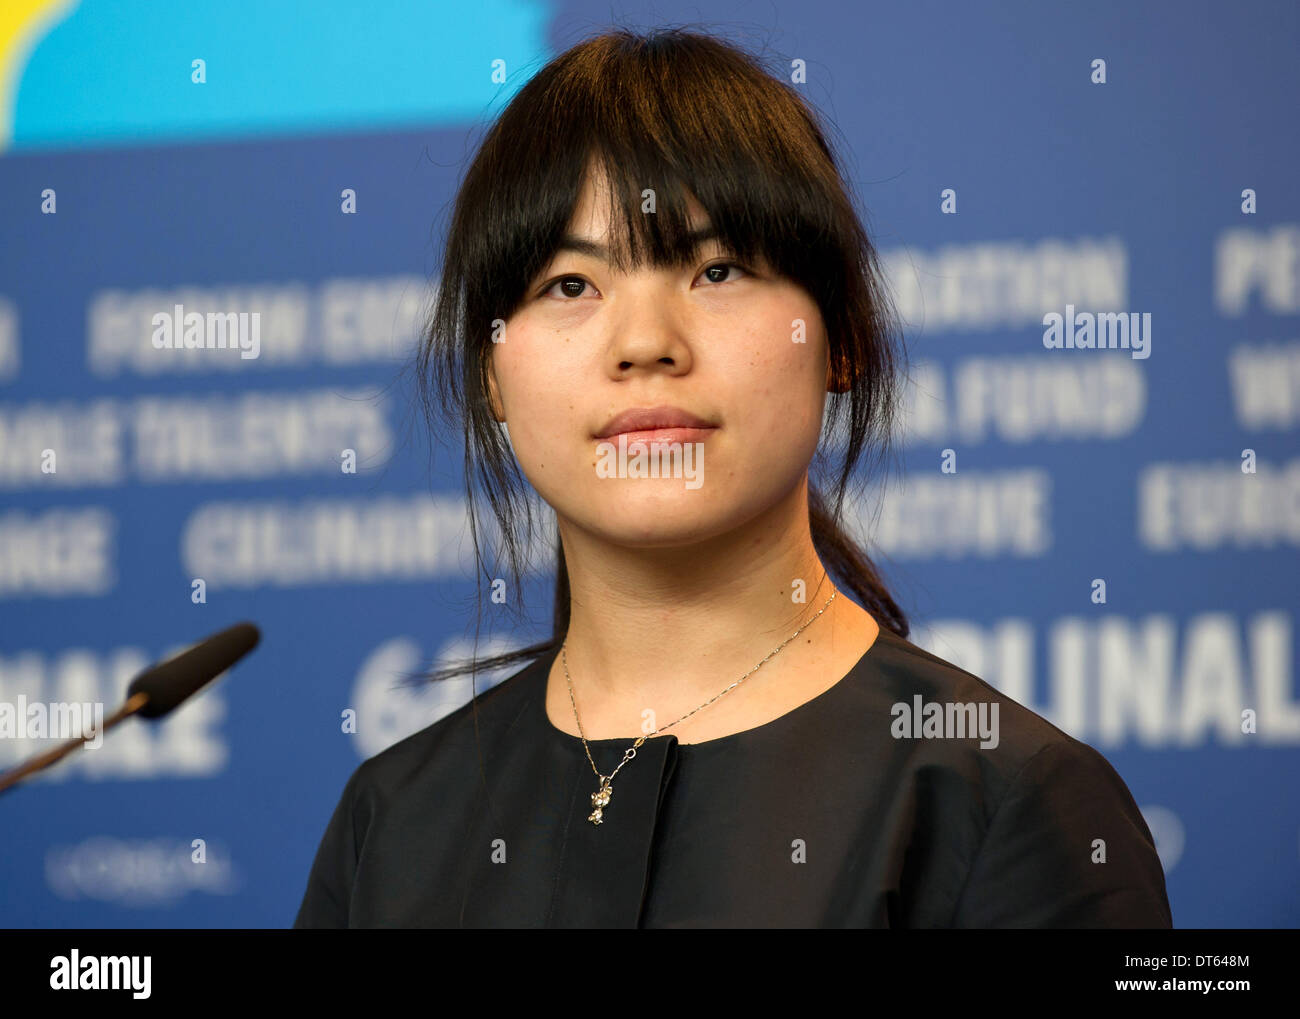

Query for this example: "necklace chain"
[561,587,838,824]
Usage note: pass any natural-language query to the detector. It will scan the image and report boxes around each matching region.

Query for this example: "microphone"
[127,621,260,718]
[0,621,261,796]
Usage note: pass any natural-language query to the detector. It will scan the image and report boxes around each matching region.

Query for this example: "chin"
[576,500,733,547]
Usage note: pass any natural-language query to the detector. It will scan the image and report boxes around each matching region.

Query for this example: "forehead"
[565,161,711,240]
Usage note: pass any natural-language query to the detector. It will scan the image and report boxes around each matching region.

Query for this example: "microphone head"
[127,622,260,719]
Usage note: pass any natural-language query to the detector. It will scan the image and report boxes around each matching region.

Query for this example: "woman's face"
[489,170,833,548]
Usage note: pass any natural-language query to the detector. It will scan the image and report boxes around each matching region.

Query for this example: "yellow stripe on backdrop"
[0,0,77,151]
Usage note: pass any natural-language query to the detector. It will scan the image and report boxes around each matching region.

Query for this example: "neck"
[554,476,879,722]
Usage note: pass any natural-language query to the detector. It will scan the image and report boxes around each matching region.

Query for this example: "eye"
[695,261,750,286]
[541,275,600,300]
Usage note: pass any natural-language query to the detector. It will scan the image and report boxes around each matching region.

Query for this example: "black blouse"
[293,625,1173,928]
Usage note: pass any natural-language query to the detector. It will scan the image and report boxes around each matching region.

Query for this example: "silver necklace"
[562,588,838,825]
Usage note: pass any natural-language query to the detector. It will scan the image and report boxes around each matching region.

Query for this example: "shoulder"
[348,652,548,805]
[951,734,1173,927]
[293,654,549,928]
[863,628,1171,927]
[865,626,1085,793]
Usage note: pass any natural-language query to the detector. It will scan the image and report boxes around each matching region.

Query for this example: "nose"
[604,285,694,378]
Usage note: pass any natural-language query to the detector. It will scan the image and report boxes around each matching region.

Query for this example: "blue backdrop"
[1,0,1297,928]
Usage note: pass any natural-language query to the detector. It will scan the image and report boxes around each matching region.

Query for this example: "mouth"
[597,426,717,446]
[595,404,718,442]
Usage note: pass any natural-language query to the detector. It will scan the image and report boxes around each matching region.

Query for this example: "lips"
[595,405,717,439]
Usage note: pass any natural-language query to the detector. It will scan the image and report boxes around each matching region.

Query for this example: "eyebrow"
[556,226,721,260]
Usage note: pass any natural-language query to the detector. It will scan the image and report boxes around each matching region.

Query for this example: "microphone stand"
[0,692,150,796]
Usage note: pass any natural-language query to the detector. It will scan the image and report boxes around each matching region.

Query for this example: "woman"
[294,27,1172,928]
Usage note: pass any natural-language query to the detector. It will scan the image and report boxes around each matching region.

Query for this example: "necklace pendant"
[588,778,613,825]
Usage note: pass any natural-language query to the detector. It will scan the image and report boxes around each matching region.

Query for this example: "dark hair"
[413,26,909,686]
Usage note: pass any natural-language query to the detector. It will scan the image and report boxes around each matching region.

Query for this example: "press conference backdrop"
[1,0,1297,928]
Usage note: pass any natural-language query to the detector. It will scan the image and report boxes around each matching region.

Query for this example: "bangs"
[452,29,850,323]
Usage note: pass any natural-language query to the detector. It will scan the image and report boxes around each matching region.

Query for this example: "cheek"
[722,303,827,433]
[493,320,565,409]
[490,327,582,472]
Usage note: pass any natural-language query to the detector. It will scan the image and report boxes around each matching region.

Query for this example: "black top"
[293,625,1173,928]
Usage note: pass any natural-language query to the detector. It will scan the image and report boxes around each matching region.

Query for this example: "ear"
[486,355,506,422]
